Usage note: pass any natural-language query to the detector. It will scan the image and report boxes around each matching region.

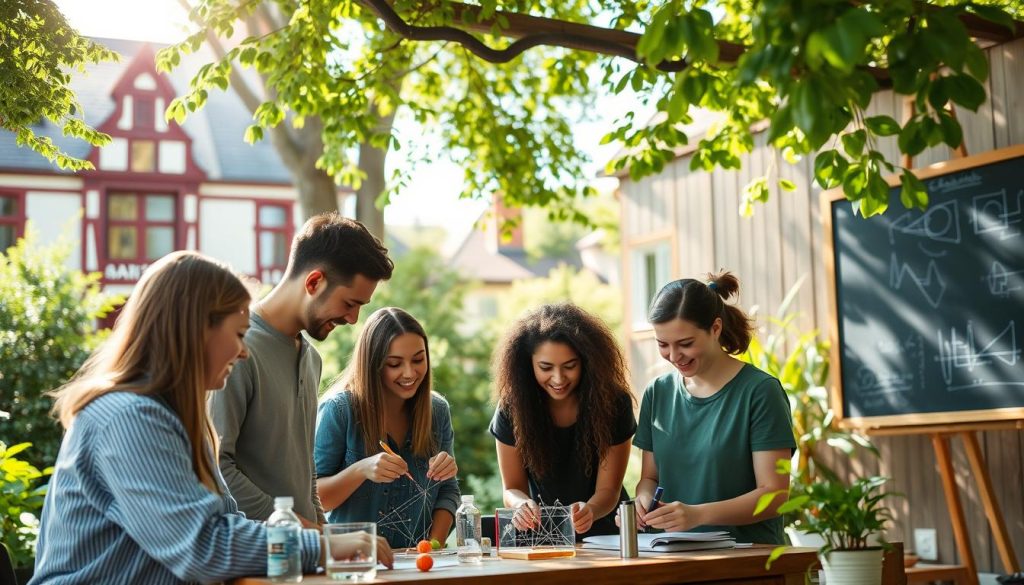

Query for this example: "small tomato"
[416,553,434,572]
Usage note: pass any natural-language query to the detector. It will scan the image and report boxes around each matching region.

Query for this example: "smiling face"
[303,272,378,341]
[531,341,581,402]
[653,317,724,379]
[380,332,428,403]
[204,308,250,390]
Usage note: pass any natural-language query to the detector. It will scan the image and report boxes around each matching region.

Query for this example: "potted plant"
[758,471,899,585]
[741,277,879,545]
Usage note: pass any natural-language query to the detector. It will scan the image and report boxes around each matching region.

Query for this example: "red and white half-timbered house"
[0,38,347,297]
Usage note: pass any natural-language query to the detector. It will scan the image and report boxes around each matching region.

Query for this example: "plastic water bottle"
[267,496,303,582]
[455,494,483,564]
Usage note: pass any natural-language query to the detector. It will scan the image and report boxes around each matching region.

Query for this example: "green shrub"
[0,229,122,470]
[1,441,51,569]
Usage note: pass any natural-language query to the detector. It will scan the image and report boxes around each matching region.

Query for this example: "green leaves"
[1,231,121,567]
[899,170,929,210]
[0,1,119,169]
[637,4,719,66]
[806,8,883,73]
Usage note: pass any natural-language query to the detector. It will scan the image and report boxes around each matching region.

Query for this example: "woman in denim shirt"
[315,307,461,548]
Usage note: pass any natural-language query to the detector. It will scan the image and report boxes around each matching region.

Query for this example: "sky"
[54,0,647,245]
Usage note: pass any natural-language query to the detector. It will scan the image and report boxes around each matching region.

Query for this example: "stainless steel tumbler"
[618,500,639,558]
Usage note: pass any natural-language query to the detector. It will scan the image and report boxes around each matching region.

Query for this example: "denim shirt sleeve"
[431,394,461,519]
[314,392,350,479]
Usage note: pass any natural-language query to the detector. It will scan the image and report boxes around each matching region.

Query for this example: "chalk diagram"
[935,320,1023,391]
[972,189,1022,240]
[888,200,962,246]
[853,335,922,398]
[889,253,946,309]
[986,261,1024,298]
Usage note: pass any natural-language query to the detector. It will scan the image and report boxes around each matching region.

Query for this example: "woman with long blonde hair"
[31,251,391,584]
[315,307,460,548]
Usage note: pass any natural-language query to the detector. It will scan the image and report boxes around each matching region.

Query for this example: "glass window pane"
[0,196,17,217]
[109,194,138,220]
[146,227,175,260]
[108,226,138,259]
[0,225,15,251]
[259,231,287,268]
[131,140,155,172]
[259,205,287,228]
[145,195,175,221]
[644,252,657,308]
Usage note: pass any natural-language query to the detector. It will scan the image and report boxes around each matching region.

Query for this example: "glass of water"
[324,522,377,581]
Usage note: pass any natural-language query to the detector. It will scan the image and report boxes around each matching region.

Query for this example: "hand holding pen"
[639,487,663,532]
[364,439,414,485]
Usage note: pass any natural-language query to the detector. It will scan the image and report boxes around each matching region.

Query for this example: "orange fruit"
[416,553,434,571]
[416,540,432,553]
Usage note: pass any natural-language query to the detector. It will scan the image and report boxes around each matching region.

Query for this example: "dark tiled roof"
[0,37,292,183]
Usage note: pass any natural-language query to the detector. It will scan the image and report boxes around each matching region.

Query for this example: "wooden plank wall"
[619,37,1024,573]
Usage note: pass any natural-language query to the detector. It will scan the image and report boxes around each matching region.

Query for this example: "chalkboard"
[824,145,1024,428]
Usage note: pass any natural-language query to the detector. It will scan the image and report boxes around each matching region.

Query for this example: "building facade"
[0,39,347,296]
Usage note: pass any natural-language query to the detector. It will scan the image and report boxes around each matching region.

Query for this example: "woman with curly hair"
[627,271,794,544]
[490,303,635,539]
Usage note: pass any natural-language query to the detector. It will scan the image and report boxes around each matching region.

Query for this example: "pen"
[377,439,418,485]
[646,486,664,514]
[643,487,664,534]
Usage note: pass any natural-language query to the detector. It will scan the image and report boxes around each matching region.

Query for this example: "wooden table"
[234,544,907,585]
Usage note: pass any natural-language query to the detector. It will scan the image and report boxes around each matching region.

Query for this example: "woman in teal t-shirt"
[628,271,795,544]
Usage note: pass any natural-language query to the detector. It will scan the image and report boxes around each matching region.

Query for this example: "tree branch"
[358,0,707,72]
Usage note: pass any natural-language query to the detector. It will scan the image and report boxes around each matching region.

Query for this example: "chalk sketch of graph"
[889,253,947,308]
[936,320,1021,389]
[888,200,962,245]
[496,504,575,550]
[855,367,914,396]
[972,189,1022,240]
[986,261,1024,297]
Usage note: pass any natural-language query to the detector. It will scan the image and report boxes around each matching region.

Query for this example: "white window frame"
[631,240,671,331]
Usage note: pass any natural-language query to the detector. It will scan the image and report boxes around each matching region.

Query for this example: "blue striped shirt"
[29,392,321,584]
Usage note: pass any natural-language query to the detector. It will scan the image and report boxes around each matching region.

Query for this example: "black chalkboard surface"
[824,145,1024,427]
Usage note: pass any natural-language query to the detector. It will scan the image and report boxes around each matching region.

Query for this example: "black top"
[489,391,637,539]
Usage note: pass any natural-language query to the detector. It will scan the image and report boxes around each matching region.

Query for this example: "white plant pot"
[785,527,827,548]
[820,548,883,585]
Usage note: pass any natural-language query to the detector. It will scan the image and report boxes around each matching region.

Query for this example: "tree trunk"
[355,107,396,241]
[294,166,339,220]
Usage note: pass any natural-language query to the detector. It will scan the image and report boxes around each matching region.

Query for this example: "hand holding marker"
[643,487,664,532]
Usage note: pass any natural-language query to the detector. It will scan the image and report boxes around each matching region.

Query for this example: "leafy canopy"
[612,0,1019,217]
[156,0,642,222]
[0,0,119,170]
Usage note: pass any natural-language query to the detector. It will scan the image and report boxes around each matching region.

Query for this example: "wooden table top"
[234,545,824,585]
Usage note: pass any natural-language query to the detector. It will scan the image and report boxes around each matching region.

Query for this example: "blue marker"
[646,486,664,514]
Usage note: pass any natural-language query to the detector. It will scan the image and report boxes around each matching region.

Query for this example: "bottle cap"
[274,496,294,508]
[461,494,475,503]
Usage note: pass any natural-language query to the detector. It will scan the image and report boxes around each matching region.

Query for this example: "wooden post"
[960,431,1021,574]
[932,434,980,585]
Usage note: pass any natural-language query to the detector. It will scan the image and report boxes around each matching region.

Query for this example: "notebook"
[582,531,737,552]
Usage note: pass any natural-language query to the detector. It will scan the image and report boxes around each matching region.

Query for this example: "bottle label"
[267,526,297,577]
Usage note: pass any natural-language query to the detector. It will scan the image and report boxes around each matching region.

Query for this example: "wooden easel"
[868,421,1024,585]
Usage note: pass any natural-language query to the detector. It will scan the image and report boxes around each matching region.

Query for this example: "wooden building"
[615,38,1024,573]
[0,38,348,297]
